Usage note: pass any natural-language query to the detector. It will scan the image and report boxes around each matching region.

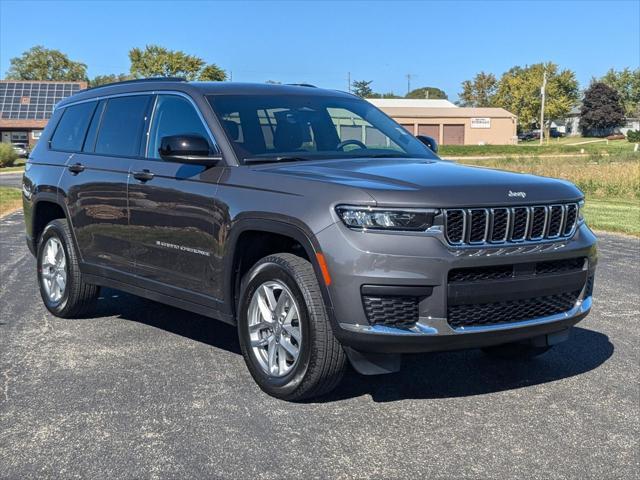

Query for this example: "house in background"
[564,105,639,137]
[367,98,517,145]
[0,80,87,148]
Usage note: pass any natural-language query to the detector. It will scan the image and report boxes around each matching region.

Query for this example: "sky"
[1,0,638,101]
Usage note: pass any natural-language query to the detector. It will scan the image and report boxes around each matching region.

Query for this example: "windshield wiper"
[243,156,311,164]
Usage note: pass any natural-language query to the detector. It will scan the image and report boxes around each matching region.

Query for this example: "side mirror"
[416,135,438,154]
[159,135,221,166]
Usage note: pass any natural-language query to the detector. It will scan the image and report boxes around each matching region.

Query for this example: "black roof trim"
[85,77,187,91]
[286,83,317,88]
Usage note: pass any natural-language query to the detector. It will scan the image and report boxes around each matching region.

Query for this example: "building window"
[31,130,43,140]
[10,132,28,142]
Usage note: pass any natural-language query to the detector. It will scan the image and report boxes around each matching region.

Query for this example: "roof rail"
[286,83,317,88]
[85,77,187,91]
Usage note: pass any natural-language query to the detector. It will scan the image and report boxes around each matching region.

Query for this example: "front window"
[207,94,437,164]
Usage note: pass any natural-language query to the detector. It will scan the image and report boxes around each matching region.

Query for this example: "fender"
[223,213,336,325]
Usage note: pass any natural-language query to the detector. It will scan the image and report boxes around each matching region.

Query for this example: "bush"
[0,143,18,167]
[627,130,640,143]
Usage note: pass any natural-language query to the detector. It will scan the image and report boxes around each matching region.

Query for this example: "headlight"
[578,199,585,222]
[335,205,437,231]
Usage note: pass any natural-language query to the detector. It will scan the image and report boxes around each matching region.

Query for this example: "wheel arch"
[224,216,335,324]
[28,193,71,254]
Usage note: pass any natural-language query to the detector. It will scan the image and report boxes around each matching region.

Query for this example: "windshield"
[206,94,437,164]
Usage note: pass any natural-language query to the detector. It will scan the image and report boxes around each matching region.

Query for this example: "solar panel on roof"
[0,81,84,120]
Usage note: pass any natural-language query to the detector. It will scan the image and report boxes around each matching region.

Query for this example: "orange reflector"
[315,252,332,286]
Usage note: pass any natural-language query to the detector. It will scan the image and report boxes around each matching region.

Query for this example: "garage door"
[418,124,439,139]
[443,124,465,145]
[400,124,415,134]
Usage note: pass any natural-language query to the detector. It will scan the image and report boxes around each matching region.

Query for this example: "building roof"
[367,98,457,109]
[0,80,87,126]
[375,106,516,119]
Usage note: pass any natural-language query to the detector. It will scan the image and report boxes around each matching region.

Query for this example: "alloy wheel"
[247,280,302,377]
[40,237,67,303]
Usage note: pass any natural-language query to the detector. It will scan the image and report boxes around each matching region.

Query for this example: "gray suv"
[23,79,597,400]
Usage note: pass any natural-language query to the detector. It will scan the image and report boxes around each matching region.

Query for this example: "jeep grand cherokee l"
[23,79,597,400]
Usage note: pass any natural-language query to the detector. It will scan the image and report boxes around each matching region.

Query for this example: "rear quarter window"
[50,101,97,152]
[94,95,151,157]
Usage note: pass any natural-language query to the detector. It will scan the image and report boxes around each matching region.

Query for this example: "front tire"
[238,253,346,401]
[37,219,99,318]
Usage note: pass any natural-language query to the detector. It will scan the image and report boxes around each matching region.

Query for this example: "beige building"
[367,98,518,145]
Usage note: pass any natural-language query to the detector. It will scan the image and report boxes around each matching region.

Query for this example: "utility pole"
[539,71,547,145]
[406,74,413,95]
[347,72,351,93]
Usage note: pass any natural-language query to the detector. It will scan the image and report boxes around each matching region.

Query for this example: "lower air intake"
[447,291,580,329]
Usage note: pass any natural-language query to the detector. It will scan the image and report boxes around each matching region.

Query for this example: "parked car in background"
[11,143,29,157]
[550,128,565,138]
[517,131,539,142]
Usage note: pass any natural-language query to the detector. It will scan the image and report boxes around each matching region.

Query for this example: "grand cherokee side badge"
[508,190,527,198]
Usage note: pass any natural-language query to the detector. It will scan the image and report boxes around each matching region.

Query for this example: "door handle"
[68,163,85,174]
[132,169,154,182]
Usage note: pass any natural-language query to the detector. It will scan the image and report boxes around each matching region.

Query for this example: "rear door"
[127,93,225,298]
[59,94,152,272]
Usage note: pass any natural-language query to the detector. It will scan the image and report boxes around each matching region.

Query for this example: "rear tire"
[238,253,346,401]
[481,343,552,360]
[37,219,100,318]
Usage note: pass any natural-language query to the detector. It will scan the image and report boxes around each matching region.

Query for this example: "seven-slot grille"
[444,203,579,245]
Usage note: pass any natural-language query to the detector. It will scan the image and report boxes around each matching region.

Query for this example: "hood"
[258,158,583,207]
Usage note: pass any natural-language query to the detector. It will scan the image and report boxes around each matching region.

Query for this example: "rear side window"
[94,95,151,157]
[50,101,97,151]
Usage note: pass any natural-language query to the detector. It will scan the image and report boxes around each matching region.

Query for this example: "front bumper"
[317,221,597,354]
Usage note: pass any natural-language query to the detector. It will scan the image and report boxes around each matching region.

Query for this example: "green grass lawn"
[584,198,640,236]
[0,186,22,216]
[440,139,637,157]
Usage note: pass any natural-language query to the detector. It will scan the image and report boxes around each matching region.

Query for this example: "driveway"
[0,172,23,188]
[0,211,638,479]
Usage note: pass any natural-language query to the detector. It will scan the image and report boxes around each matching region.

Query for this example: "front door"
[128,94,225,299]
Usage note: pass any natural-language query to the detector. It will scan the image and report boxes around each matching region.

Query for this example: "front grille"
[447,290,581,329]
[362,295,419,328]
[444,203,579,246]
[449,257,586,283]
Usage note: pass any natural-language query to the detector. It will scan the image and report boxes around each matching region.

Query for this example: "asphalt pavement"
[0,172,23,188]
[1,210,638,479]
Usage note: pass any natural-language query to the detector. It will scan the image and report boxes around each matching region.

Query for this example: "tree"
[599,68,640,117]
[579,82,625,136]
[351,80,373,98]
[405,86,447,99]
[6,45,87,81]
[458,72,498,107]
[199,64,226,81]
[90,73,134,87]
[367,91,402,98]
[129,45,226,81]
[493,62,579,129]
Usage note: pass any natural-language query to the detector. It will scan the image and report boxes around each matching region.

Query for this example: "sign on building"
[471,117,491,129]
